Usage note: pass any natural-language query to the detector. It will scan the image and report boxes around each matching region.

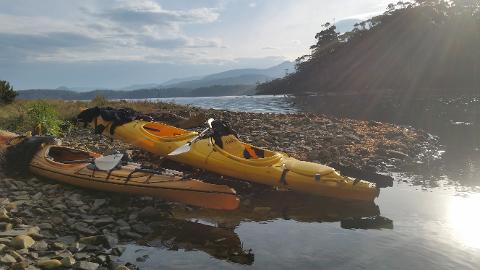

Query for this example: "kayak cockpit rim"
[43,145,99,166]
[139,121,198,142]
[210,137,284,166]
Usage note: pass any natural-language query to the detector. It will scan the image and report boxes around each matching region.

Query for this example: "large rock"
[10,235,35,249]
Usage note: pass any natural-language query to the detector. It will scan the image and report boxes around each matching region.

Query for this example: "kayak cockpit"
[46,146,98,164]
[141,122,196,139]
[212,135,283,165]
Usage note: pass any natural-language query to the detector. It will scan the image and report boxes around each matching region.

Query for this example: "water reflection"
[448,194,480,249]
[142,218,254,265]
[172,190,393,229]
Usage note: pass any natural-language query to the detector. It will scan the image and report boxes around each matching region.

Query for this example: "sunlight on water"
[448,194,480,249]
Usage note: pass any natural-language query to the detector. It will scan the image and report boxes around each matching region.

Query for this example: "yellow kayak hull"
[91,118,379,202]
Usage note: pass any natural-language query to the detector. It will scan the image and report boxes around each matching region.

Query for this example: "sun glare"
[448,195,480,249]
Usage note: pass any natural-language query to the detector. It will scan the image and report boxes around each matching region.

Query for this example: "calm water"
[120,95,480,269]
[139,95,298,114]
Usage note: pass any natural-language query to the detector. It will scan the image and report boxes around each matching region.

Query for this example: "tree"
[0,80,17,104]
[310,23,340,57]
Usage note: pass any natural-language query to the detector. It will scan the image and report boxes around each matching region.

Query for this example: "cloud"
[0,32,98,51]
[100,0,219,28]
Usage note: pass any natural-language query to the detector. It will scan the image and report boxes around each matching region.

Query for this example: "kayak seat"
[48,147,95,163]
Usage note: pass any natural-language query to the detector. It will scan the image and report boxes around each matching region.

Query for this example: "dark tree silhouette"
[0,80,17,104]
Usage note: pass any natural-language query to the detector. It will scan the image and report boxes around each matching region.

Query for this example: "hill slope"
[164,61,294,89]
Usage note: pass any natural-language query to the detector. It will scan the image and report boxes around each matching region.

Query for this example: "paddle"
[167,118,214,156]
[94,153,125,171]
[63,153,125,171]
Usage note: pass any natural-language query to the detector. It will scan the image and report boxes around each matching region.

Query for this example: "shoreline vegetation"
[0,99,439,269]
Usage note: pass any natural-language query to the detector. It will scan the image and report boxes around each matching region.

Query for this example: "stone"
[56,235,76,245]
[4,203,16,211]
[0,253,17,264]
[74,261,99,270]
[37,223,52,230]
[92,199,107,211]
[115,265,129,270]
[111,247,126,256]
[79,236,100,245]
[0,222,13,231]
[94,217,115,226]
[10,235,35,249]
[31,192,43,200]
[61,256,76,267]
[131,223,153,235]
[73,224,97,236]
[11,261,29,270]
[69,242,86,253]
[102,233,118,249]
[37,259,62,269]
[74,252,89,260]
[51,242,67,250]
[31,240,48,251]
[8,250,24,261]
[123,232,142,240]
[0,208,10,221]
[0,243,6,252]
[0,238,11,245]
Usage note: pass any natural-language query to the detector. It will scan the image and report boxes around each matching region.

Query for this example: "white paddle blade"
[207,118,214,128]
[168,143,191,156]
[94,153,124,171]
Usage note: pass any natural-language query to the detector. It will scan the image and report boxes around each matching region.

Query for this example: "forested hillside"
[257,0,480,96]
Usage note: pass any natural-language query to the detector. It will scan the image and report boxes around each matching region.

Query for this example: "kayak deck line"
[29,163,238,196]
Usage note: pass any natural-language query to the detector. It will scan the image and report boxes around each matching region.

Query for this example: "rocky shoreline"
[0,106,440,269]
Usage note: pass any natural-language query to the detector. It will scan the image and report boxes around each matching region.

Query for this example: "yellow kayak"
[78,109,379,202]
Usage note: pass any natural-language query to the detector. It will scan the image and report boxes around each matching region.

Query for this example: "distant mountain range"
[120,60,294,90]
[18,61,294,100]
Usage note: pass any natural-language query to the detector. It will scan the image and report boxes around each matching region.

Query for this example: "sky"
[0,0,392,90]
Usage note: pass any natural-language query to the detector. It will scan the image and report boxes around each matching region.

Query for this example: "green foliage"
[91,95,108,106]
[0,80,18,104]
[26,101,64,136]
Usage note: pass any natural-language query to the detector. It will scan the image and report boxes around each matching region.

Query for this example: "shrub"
[91,95,108,106]
[0,80,18,104]
[26,101,63,136]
